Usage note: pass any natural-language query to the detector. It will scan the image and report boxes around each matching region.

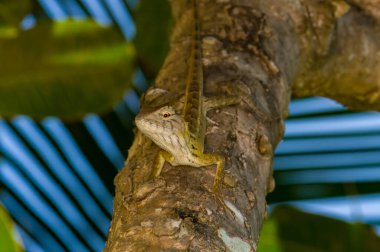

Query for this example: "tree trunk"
[104,0,380,251]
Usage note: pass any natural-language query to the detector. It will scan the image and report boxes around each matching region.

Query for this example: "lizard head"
[135,106,186,138]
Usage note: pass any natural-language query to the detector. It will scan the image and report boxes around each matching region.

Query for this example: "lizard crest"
[135,0,239,196]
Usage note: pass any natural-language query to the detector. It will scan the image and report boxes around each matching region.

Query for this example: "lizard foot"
[212,187,236,219]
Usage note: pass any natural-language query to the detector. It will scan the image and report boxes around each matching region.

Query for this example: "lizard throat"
[135,116,189,154]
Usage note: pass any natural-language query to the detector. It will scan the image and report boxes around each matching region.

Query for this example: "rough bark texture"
[104,0,380,251]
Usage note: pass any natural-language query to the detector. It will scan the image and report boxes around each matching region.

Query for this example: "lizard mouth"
[135,115,163,134]
[134,114,144,128]
[135,115,150,129]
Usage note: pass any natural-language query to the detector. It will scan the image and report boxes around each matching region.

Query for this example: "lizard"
[135,0,240,197]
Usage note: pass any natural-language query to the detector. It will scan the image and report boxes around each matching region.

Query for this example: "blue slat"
[103,0,136,39]
[0,121,103,251]
[83,114,125,169]
[1,194,66,252]
[133,68,149,93]
[276,166,380,185]
[12,116,110,235]
[289,97,346,116]
[16,227,49,252]
[123,90,140,115]
[274,150,380,170]
[0,162,89,252]
[278,193,380,224]
[80,0,113,24]
[61,0,87,19]
[38,0,67,20]
[276,134,380,155]
[285,112,380,138]
[42,117,113,215]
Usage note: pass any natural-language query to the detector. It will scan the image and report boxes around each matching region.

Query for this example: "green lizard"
[135,0,239,195]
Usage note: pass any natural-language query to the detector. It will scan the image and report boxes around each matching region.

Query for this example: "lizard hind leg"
[203,95,240,112]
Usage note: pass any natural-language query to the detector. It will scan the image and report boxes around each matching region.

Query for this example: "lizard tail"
[183,0,203,135]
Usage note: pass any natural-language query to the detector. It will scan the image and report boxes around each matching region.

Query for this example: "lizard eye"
[163,113,171,118]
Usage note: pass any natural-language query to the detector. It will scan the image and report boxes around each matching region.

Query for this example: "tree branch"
[104,0,380,250]
[292,1,380,111]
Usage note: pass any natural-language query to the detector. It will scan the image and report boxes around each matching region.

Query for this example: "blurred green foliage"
[0,0,31,27]
[257,217,283,252]
[0,205,22,252]
[133,0,173,79]
[0,19,135,120]
[258,205,380,252]
[0,0,174,120]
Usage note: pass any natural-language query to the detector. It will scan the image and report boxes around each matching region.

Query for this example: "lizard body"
[135,0,239,193]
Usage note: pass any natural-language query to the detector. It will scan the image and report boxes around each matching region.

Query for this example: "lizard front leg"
[151,150,174,178]
[153,149,225,193]
[205,154,224,192]
[197,153,238,217]
[195,153,225,193]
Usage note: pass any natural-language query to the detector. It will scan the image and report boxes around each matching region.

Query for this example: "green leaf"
[260,205,380,252]
[0,205,22,252]
[257,218,284,252]
[0,0,31,27]
[0,20,135,120]
[133,0,172,79]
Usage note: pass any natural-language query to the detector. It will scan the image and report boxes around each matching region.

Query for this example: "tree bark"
[292,0,380,111]
[104,0,380,251]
